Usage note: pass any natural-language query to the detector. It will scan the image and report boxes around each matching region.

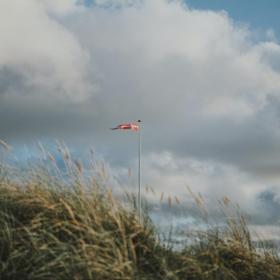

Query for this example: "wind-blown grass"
[0,145,280,279]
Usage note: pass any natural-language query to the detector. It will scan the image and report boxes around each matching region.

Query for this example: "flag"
[111,123,139,132]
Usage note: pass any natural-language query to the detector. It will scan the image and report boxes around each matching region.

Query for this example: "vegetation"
[0,143,280,279]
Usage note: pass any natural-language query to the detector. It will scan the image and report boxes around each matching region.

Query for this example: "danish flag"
[111,123,140,132]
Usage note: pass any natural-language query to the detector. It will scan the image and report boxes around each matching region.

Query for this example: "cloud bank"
[2,0,280,224]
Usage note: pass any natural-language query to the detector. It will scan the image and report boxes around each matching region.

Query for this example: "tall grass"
[0,144,280,279]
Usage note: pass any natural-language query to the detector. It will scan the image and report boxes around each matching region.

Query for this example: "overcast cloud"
[2,0,280,225]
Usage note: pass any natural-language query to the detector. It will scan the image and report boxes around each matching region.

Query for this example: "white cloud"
[41,0,81,16]
[0,0,93,102]
[94,0,142,7]
[2,0,280,224]
[67,0,280,121]
[121,152,264,214]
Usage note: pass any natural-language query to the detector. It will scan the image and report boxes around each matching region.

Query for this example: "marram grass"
[1,148,280,279]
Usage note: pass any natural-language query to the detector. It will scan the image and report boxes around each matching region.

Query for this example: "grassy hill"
[0,147,280,279]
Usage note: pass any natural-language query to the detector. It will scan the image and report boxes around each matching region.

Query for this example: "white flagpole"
[138,120,142,219]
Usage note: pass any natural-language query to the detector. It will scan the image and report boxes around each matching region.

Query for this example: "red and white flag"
[111,123,139,132]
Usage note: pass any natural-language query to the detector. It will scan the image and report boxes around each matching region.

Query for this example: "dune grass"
[1,145,280,279]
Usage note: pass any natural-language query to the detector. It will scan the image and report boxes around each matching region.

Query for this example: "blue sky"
[186,0,280,38]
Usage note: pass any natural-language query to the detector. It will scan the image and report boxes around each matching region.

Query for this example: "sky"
[188,0,280,38]
[1,0,280,233]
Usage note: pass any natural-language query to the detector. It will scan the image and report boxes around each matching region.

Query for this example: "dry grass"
[0,145,280,279]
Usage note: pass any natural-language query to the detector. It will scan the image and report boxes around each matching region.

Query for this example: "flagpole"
[111,121,142,220]
[138,120,142,220]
